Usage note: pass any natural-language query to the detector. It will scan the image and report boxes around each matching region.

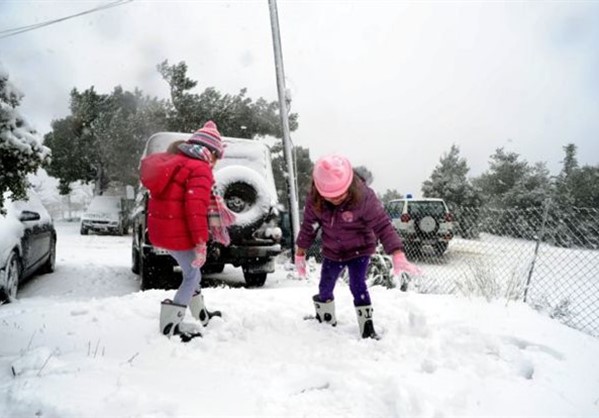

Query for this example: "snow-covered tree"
[45,86,168,195]
[569,165,599,208]
[554,143,599,208]
[0,63,50,213]
[157,60,298,138]
[471,148,553,240]
[473,148,532,208]
[421,144,480,209]
[271,142,313,210]
[380,189,403,204]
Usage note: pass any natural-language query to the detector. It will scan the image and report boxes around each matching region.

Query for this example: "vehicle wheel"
[414,215,439,238]
[0,251,21,303]
[244,272,267,288]
[141,253,159,290]
[131,246,140,274]
[40,237,56,274]
[80,227,88,235]
[215,165,272,240]
[140,253,174,290]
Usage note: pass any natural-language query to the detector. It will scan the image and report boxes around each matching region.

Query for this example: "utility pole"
[268,0,300,249]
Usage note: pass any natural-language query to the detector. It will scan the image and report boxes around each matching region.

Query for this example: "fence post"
[523,199,550,302]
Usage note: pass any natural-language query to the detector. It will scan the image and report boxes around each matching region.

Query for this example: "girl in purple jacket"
[295,155,421,339]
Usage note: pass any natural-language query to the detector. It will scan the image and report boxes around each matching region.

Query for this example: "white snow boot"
[312,295,337,326]
[355,305,379,340]
[159,300,202,342]
[189,292,222,327]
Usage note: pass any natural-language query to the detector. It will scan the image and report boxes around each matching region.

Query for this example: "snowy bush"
[456,259,525,302]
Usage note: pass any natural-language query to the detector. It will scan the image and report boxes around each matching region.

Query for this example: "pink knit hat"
[187,120,224,158]
[313,155,354,198]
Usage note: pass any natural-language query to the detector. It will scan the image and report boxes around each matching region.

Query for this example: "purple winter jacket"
[296,181,404,262]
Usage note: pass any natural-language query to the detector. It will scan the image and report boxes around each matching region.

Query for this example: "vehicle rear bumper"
[143,243,282,264]
[81,220,120,232]
[223,244,281,258]
[400,232,453,245]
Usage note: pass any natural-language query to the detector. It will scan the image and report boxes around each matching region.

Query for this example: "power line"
[0,0,133,40]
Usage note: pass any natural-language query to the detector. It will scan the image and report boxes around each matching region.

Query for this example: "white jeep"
[131,132,284,289]
[386,197,454,256]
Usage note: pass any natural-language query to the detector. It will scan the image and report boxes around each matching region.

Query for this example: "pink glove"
[191,242,207,268]
[295,254,307,279]
[392,251,422,276]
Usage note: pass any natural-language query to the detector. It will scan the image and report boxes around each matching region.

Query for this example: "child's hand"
[294,254,307,279]
[191,242,207,268]
[392,251,422,276]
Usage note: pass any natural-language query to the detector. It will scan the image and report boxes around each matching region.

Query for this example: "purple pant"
[319,256,371,306]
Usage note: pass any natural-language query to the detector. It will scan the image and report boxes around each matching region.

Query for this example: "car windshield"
[88,197,121,212]
[408,201,446,217]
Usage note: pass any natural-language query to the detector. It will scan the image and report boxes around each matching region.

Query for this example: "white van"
[80,196,129,235]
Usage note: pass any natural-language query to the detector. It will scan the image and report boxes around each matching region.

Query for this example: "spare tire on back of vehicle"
[414,215,439,237]
[215,165,273,241]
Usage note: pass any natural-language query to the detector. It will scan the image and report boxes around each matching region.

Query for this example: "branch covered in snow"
[0,62,51,213]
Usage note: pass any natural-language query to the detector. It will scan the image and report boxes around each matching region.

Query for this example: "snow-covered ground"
[1,222,599,417]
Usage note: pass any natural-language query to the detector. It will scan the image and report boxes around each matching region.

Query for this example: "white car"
[0,191,56,302]
[386,197,454,256]
[80,196,129,236]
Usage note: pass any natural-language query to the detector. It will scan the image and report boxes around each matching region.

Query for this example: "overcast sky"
[2,0,598,195]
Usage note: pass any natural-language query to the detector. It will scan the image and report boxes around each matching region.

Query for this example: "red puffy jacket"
[140,152,213,251]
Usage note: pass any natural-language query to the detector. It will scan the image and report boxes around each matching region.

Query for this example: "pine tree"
[421,144,480,208]
[380,189,403,204]
[0,64,50,213]
[554,143,578,206]
[473,148,530,208]
[157,60,298,137]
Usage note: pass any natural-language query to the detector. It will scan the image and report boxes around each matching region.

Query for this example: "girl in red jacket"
[140,121,233,342]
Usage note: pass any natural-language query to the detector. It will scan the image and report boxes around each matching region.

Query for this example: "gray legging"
[168,249,202,306]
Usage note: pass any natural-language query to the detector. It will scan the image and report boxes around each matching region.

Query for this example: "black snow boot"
[355,304,379,340]
[313,294,337,326]
[189,292,222,327]
[159,299,202,342]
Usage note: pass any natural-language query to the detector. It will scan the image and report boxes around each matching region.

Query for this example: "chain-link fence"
[307,201,599,338]
[402,202,599,338]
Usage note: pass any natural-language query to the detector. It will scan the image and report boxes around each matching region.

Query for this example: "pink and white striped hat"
[187,120,224,159]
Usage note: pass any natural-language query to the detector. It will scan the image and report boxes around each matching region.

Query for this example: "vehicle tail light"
[445,213,454,222]
[400,213,411,222]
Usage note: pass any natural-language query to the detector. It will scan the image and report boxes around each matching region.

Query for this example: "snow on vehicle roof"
[86,196,122,212]
[143,132,278,204]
